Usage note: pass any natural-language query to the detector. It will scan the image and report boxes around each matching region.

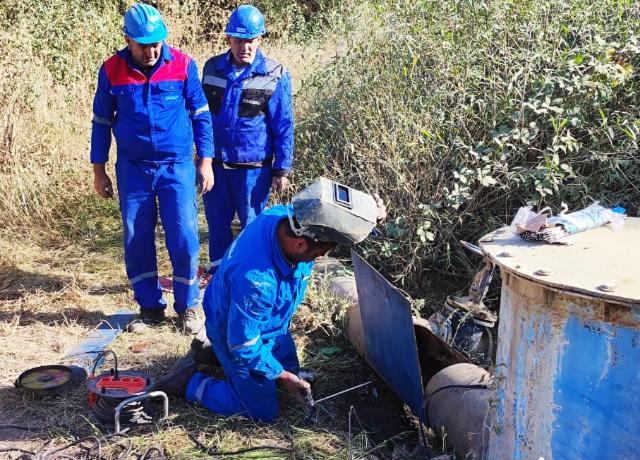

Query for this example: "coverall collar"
[217,48,268,80]
[118,43,174,75]
[272,218,296,277]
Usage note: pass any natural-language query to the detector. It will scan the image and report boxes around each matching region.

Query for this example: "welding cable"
[423,383,491,430]
[0,424,42,431]
[35,432,133,460]
[188,432,293,457]
[0,447,36,456]
[39,435,103,460]
[139,445,168,460]
[92,394,158,427]
[90,349,119,378]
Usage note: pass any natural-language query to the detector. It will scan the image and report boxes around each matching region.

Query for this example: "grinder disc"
[15,365,86,397]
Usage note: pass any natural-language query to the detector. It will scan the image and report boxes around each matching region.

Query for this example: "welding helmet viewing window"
[288,177,378,245]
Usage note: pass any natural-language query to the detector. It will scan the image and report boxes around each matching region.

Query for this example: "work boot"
[177,308,203,335]
[153,354,197,398]
[128,308,166,333]
[190,328,220,366]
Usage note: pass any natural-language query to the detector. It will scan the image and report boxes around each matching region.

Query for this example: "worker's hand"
[271,176,289,193]
[93,164,114,199]
[277,370,311,404]
[197,158,214,195]
[373,193,387,222]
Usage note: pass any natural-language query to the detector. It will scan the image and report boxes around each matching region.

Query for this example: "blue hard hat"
[123,3,168,44]
[225,5,266,39]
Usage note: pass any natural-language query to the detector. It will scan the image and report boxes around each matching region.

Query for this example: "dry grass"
[0,2,430,457]
[0,232,422,459]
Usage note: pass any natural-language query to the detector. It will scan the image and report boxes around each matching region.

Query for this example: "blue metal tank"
[480,217,640,459]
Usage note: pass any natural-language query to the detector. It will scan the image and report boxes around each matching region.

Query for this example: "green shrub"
[294,0,640,292]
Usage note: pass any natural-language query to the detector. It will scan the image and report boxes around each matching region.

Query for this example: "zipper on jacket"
[129,65,156,153]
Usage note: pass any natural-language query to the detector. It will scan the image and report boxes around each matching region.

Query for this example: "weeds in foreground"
[0,232,423,458]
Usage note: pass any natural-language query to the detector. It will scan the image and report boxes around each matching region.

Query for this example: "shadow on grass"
[0,383,89,444]
[0,261,71,300]
[0,305,118,328]
[0,260,129,302]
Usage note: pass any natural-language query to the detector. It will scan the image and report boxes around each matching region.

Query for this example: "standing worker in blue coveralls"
[155,178,386,422]
[201,5,294,275]
[90,4,213,334]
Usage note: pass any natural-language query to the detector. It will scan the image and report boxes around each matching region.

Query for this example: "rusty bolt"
[534,268,552,276]
[596,283,616,292]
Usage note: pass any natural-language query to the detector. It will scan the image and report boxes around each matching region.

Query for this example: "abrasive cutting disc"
[15,365,86,396]
[20,366,71,389]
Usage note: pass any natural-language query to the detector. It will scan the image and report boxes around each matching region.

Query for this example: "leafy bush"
[294,0,640,292]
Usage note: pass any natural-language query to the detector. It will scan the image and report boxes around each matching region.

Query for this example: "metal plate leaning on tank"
[479,217,640,306]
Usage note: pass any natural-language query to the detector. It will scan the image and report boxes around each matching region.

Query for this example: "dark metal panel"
[352,251,426,422]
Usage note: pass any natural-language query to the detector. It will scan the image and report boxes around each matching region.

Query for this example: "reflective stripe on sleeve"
[191,104,210,116]
[229,335,260,352]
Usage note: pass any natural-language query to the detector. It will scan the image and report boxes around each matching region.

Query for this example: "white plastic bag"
[510,206,538,235]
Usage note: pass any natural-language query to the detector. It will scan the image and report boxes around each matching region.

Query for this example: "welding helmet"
[288,178,378,245]
[123,3,168,44]
[225,5,266,39]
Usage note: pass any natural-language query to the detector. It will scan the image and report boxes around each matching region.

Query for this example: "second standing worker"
[202,5,294,274]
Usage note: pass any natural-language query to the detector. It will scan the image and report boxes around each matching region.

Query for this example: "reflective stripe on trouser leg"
[156,160,200,313]
[203,165,235,268]
[185,332,281,423]
[116,160,166,310]
[185,367,280,423]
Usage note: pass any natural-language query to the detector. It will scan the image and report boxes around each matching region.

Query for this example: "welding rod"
[311,380,373,406]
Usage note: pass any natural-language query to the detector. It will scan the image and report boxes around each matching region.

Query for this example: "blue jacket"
[202,205,313,379]
[202,49,293,176]
[90,44,213,164]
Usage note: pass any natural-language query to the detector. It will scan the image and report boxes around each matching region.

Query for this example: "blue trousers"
[186,330,299,422]
[202,165,271,272]
[115,159,200,313]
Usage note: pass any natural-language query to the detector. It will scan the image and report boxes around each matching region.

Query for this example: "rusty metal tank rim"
[479,218,640,308]
[490,267,639,310]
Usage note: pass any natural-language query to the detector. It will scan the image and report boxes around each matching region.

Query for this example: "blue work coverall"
[90,44,213,313]
[201,49,294,273]
[186,205,312,422]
